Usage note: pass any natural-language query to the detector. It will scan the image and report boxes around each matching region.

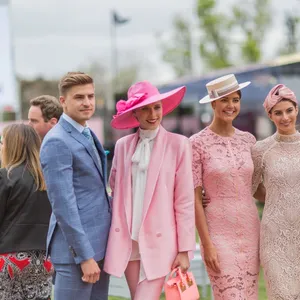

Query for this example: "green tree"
[280,13,300,54]
[158,15,193,77]
[160,0,272,74]
[232,0,271,63]
[197,0,232,69]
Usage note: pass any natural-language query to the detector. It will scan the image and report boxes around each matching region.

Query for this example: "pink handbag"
[164,268,200,300]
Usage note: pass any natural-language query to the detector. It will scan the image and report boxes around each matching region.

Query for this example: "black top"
[0,164,51,253]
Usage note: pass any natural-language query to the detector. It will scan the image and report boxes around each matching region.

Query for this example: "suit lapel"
[90,130,107,182]
[142,126,167,219]
[59,118,104,180]
[124,132,139,230]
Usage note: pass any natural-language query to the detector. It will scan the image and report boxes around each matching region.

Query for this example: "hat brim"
[199,81,251,104]
[111,86,186,129]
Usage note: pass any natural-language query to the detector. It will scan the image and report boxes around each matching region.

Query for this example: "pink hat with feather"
[111,81,186,129]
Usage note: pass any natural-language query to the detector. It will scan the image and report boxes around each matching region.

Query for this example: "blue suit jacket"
[40,117,111,265]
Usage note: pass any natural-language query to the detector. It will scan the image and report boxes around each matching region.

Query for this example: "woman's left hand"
[171,251,190,273]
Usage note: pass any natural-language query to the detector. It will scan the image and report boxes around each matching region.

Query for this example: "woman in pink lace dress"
[252,84,300,299]
[190,74,260,299]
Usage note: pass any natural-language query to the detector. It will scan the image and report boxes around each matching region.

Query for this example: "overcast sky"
[10,0,300,83]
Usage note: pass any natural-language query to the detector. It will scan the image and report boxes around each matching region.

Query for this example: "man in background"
[28,95,63,140]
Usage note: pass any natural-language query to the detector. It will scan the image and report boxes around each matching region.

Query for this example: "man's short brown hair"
[30,95,63,122]
[58,72,94,96]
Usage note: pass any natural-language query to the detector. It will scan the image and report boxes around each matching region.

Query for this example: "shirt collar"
[139,126,160,140]
[62,113,88,133]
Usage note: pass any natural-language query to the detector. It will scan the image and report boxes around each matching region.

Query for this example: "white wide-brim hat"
[199,74,251,104]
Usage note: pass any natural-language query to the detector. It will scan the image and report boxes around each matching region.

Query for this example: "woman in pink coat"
[104,81,195,300]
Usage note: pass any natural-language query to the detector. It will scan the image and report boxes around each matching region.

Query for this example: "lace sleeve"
[251,142,263,195]
[190,136,203,189]
[248,132,257,146]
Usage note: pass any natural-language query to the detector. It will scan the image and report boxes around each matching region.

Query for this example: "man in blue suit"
[40,72,111,300]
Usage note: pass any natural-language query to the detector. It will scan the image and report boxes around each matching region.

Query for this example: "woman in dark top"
[0,124,53,300]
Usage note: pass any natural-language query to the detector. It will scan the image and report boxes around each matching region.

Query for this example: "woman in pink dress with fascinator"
[252,84,300,299]
[190,74,261,299]
[104,81,195,299]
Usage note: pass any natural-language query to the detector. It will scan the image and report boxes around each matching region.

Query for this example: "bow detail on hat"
[263,84,297,113]
[113,92,148,118]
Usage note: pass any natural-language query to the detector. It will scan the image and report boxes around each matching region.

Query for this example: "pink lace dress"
[190,127,260,299]
[252,132,300,299]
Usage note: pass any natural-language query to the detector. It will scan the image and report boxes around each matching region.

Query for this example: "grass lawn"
[108,269,267,300]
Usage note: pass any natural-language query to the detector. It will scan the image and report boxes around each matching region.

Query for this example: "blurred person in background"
[190,74,261,299]
[252,84,300,299]
[28,95,63,140]
[0,124,53,300]
[104,81,195,300]
[28,95,62,286]
[40,72,111,300]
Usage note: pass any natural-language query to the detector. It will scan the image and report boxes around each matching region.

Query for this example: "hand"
[171,252,190,273]
[81,258,101,283]
[203,245,220,273]
[202,190,211,208]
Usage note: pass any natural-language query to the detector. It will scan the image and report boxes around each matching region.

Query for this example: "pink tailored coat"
[104,126,195,280]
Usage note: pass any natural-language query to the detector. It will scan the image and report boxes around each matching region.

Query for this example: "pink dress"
[190,127,260,299]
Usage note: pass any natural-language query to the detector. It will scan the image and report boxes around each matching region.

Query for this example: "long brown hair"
[1,124,46,191]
